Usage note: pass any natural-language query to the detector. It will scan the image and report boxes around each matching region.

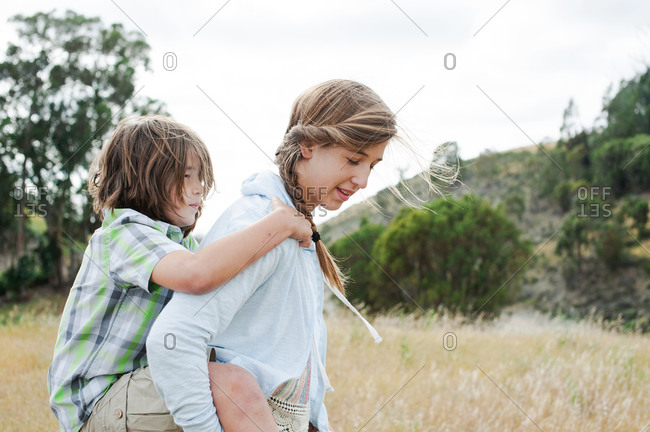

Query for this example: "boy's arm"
[152,197,310,294]
[146,228,287,432]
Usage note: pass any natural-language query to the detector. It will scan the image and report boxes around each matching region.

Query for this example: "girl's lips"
[336,187,352,202]
[189,204,199,210]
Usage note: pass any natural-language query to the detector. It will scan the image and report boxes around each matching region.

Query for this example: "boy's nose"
[191,180,203,195]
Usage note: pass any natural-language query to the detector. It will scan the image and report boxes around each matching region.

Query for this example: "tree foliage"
[591,134,650,197]
[0,10,165,291]
[595,221,626,270]
[602,69,650,140]
[620,196,649,236]
[556,215,591,270]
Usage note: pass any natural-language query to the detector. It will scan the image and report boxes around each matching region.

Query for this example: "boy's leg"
[208,362,277,432]
[81,370,131,432]
[82,367,182,432]
[125,367,183,431]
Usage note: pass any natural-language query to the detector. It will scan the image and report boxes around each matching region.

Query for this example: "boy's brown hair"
[88,115,215,236]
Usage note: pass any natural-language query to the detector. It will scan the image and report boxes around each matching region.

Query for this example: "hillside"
[321,143,650,327]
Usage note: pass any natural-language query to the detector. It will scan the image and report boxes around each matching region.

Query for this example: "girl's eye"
[347,158,360,166]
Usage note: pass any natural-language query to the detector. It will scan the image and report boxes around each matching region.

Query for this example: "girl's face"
[165,156,204,228]
[296,141,388,211]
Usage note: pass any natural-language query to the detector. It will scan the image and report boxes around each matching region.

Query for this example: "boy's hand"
[271,196,313,248]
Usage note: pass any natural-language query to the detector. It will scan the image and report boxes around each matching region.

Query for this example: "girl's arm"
[151,197,310,294]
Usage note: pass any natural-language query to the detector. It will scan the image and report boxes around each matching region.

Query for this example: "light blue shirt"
[146,171,331,432]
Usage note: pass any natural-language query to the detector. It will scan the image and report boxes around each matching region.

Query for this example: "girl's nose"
[352,168,370,189]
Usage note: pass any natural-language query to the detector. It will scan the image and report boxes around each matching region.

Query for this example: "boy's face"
[165,157,203,228]
[295,141,387,211]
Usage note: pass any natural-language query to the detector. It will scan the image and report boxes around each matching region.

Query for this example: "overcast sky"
[2,1,649,235]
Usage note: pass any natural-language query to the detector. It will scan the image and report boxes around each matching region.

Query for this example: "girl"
[146,80,449,432]
[48,115,312,432]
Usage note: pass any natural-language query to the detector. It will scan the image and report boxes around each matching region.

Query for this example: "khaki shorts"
[81,366,183,432]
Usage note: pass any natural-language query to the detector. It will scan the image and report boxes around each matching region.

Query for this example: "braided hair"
[275,80,397,294]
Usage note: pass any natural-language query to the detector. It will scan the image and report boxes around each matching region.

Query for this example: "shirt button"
[115,409,123,418]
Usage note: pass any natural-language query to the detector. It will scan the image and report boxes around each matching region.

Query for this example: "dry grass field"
[1,295,648,432]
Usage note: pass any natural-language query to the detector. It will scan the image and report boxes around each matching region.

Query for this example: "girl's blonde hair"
[275,79,398,294]
[88,115,215,236]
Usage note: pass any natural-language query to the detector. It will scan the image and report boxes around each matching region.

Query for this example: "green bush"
[329,218,392,309]
[372,194,531,315]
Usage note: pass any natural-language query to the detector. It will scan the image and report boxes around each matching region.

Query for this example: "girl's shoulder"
[199,194,272,247]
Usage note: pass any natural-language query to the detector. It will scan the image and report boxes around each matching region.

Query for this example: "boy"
[48,116,308,431]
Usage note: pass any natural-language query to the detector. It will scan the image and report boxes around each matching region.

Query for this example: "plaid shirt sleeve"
[106,213,189,292]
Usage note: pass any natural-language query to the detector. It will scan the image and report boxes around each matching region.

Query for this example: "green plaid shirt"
[48,208,198,432]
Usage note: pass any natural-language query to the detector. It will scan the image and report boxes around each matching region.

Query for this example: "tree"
[592,134,650,197]
[0,10,165,288]
[595,221,626,270]
[602,70,650,140]
[0,158,18,258]
[556,215,591,271]
[621,196,649,237]
[560,98,580,141]
[373,195,531,315]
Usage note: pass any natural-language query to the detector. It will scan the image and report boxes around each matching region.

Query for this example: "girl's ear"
[299,141,313,159]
